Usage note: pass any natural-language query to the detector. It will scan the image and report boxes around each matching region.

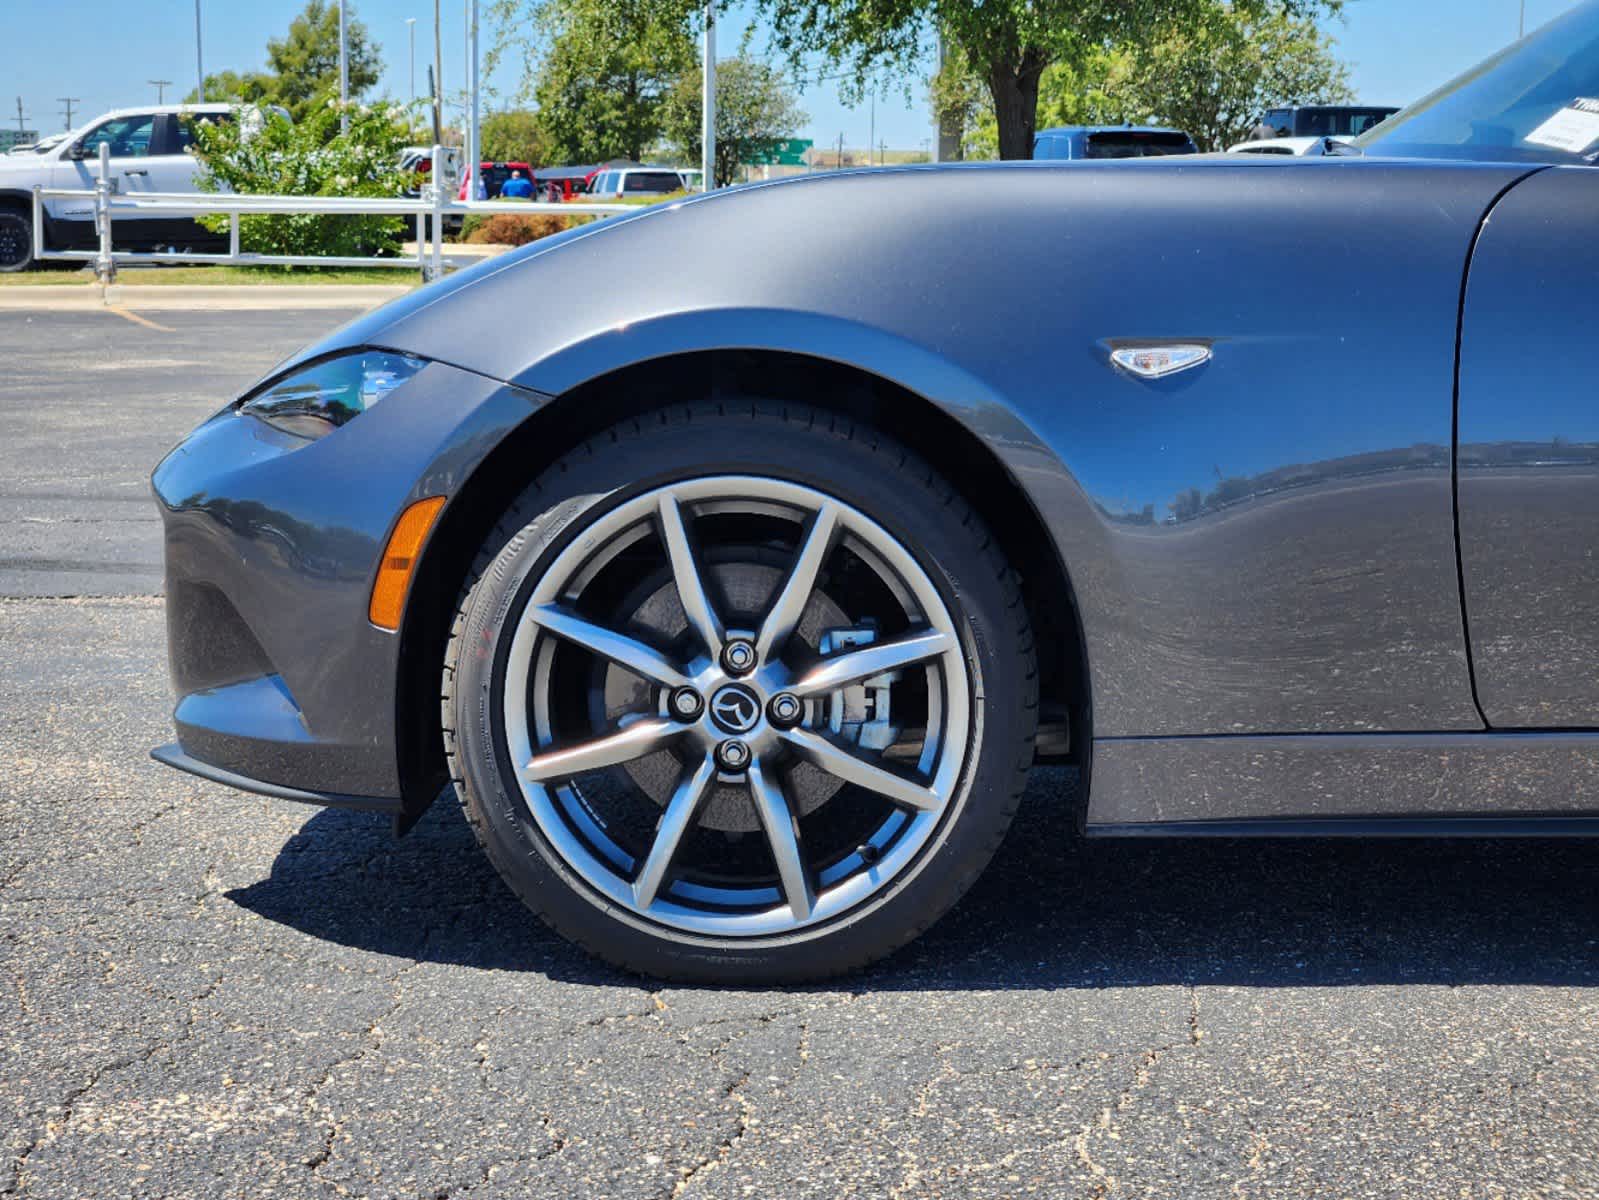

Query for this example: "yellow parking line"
[105,307,175,333]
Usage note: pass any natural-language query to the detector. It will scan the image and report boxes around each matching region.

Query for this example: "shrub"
[187,100,413,259]
[463,212,569,246]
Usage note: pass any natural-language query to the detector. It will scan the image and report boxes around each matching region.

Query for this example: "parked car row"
[1036,107,1400,162]
[0,98,1394,272]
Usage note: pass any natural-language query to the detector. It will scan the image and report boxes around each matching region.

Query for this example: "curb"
[0,284,414,312]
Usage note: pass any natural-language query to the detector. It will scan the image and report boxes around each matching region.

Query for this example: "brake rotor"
[600,555,848,832]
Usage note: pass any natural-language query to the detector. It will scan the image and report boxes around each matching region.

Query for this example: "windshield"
[1357,0,1599,163]
[1084,131,1196,158]
[1295,108,1394,137]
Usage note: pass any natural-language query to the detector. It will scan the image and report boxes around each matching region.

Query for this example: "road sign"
[744,138,813,166]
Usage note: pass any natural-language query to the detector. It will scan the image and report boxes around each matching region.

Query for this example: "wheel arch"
[395,344,1093,828]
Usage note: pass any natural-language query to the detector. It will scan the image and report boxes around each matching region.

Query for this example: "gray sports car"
[153,4,1599,980]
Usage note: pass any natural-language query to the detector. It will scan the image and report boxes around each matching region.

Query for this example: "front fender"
[351,160,1535,737]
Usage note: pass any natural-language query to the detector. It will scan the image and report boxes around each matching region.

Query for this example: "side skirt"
[1089,816,1599,838]
[1086,731,1599,831]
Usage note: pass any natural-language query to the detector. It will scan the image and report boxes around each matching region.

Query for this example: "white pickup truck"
[0,103,237,271]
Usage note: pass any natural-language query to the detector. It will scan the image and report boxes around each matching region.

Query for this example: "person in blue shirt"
[500,170,533,199]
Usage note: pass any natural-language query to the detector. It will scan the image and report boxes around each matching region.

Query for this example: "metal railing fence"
[31,143,635,285]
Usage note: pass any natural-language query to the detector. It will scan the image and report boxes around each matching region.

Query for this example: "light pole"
[432,0,444,148]
[467,0,480,196]
[194,0,204,102]
[1519,0,1526,37]
[405,18,417,112]
[338,0,350,132]
[701,3,716,190]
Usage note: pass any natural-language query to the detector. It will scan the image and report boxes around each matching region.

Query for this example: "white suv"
[0,103,238,271]
[586,167,690,199]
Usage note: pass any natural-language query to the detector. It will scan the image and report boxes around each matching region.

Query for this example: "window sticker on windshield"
[1526,97,1599,153]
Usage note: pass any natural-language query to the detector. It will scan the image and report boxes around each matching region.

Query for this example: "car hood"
[275,157,1539,395]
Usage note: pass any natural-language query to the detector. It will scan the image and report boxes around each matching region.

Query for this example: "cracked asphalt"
[3,306,1599,1199]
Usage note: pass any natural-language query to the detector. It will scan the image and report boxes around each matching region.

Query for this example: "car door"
[47,112,159,227]
[1457,166,1599,727]
[150,113,208,194]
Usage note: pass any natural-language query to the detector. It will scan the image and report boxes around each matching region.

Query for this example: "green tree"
[754,0,1339,160]
[187,101,411,258]
[266,0,384,124]
[184,69,277,105]
[480,108,547,161]
[1118,4,1353,150]
[938,2,1346,157]
[490,0,696,163]
[662,56,808,185]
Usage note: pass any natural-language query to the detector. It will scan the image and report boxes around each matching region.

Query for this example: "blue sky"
[0,0,1579,150]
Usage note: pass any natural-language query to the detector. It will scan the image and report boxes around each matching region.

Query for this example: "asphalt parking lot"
[2,304,1598,1199]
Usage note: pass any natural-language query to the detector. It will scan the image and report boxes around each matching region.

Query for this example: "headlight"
[239,350,427,439]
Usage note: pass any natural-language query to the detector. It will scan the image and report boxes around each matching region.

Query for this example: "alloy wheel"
[499,475,971,937]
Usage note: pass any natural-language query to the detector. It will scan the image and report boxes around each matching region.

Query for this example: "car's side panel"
[1457,166,1599,728]
[354,160,1522,739]
[1087,730,1599,825]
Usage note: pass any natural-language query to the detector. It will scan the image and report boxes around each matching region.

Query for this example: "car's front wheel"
[0,207,34,273]
[443,404,1036,981]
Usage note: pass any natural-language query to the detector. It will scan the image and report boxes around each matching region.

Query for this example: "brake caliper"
[818,625,900,751]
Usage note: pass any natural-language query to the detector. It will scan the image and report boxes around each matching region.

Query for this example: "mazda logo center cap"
[710,685,761,734]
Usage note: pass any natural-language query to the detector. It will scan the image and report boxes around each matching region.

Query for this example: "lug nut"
[669,687,703,720]
[716,740,752,772]
[767,693,803,727]
[721,638,757,675]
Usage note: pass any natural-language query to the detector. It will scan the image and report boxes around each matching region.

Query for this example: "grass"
[0,265,417,286]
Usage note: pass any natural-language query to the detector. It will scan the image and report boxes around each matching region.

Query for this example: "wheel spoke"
[657,492,724,659]
[631,754,717,909]
[779,727,943,812]
[747,757,815,921]
[755,501,840,662]
[527,603,689,689]
[789,630,955,697]
[525,717,682,783]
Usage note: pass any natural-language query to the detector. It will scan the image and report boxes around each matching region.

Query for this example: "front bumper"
[152,356,543,804]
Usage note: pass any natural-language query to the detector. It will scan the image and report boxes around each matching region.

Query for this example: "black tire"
[0,207,34,273]
[442,403,1038,982]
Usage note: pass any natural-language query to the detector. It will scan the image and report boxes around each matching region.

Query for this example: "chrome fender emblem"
[1110,344,1212,380]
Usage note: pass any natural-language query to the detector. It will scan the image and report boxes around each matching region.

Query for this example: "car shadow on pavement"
[228,766,1599,991]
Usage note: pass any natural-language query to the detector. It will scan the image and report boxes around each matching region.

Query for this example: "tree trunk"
[988,49,1048,160]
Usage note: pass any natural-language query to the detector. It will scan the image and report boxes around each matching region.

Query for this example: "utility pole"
[869,90,875,164]
[14,97,29,135]
[1519,0,1526,37]
[879,138,887,164]
[58,97,81,130]
[149,79,172,104]
[405,18,417,113]
[837,132,844,169]
[338,0,349,131]
[194,0,204,102]
[701,3,716,190]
